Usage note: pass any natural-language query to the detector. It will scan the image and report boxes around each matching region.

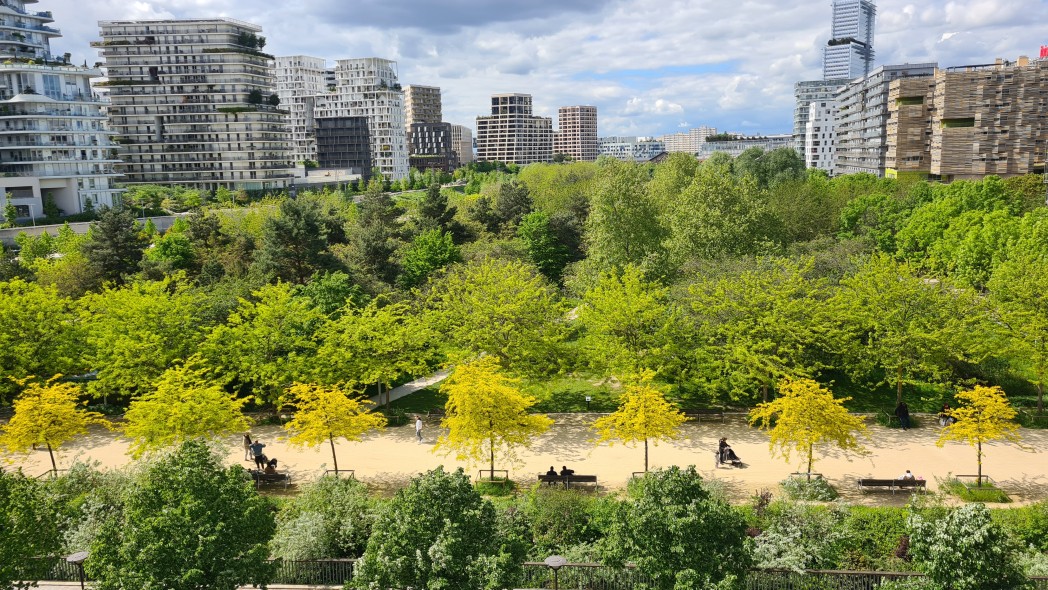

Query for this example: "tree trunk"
[46,441,57,477]
[379,382,386,408]
[896,366,903,405]
[1037,379,1044,415]
[807,443,813,480]
[329,434,338,474]
[762,382,769,403]
[976,440,982,488]
[644,438,649,472]
[490,435,495,480]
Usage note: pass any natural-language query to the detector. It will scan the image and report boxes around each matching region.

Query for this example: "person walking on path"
[895,401,911,430]
[415,416,423,443]
[249,440,266,469]
[243,433,253,461]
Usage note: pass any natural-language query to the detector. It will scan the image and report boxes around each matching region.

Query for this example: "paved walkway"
[368,369,449,406]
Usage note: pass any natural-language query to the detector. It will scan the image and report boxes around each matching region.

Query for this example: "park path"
[368,369,450,406]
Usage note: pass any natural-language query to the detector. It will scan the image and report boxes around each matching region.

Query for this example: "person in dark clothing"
[719,438,741,465]
[264,458,278,475]
[544,466,558,486]
[560,465,574,488]
[249,441,267,469]
[895,402,911,430]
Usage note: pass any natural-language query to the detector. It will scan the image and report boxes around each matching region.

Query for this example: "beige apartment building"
[96,18,293,190]
[476,93,552,165]
[553,105,597,161]
[887,56,1048,181]
[450,123,473,164]
[404,85,441,127]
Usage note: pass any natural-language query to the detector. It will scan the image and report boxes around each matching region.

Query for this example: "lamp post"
[544,555,567,590]
[66,550,88,590]
[585,396,592,411]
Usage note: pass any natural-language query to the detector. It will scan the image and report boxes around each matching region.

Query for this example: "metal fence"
[21,558,1048,589]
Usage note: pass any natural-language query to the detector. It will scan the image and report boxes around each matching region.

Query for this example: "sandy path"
[4,414,1047,504]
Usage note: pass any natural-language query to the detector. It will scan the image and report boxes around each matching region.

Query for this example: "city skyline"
[49,0,1048,137]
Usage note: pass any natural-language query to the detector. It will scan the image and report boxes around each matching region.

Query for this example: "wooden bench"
[683,408,725,422]
[251,469,292,490]
[857,478,926,494]
[538,473,598,490]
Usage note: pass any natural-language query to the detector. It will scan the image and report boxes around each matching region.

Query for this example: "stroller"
[715,439,743,468]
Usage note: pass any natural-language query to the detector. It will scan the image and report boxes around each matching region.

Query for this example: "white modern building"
[597,136,665,161]
[449,123,473,164]
[314,57,408,180]
[274,55,327,165]
[824,0,877,81]
[658,126,716,153]
[475,93,552,165]
[696,134,794,159]
[96,18,293,190]
[804,99,838,173]
[0,0,122,219]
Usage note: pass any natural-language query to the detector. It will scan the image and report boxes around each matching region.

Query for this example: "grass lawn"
[941,477,1011,503]
[387,385,447,415]
[525,375,621,413]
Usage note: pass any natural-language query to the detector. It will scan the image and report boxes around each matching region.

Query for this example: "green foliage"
[295,270,368,318]
[87,440,276,590]
[991,500,1048,551]
[254,196,338,284]
[778,476,839,501]
[518,211,571,282]
[836,505,911,570]
[519,488,609,558]
[940,478,1011,503]
[752,501,846,571]
[351,187,404,284]
[0,470,61,588]
[398,229,461,287]
[605,466,750,590]
[909,502,1030,590]
[82,206,148,285]
[271,475,374,559]
[353,467,521,590]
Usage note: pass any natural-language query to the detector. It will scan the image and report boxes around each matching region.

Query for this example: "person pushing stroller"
[717,437,743,467]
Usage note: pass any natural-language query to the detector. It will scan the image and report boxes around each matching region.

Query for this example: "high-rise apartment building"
[553,105,598,161]
[449,124,473,164]
[315,116,371,177]
[834,63,937,176]
[824,0,876,81]
[804,99,838,173]
[475,93,552,165]
[0,0,121,218]
[274,55,327,165]
[408,122,457,172]
[404,85,441,127]
[886,57,1048,181]
[598,136,666,161]
[794,79,848,162]
[315,57,408,180]
[658,126,716,153]
[96,18,293,190]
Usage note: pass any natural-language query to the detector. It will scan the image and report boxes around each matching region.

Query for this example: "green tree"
[0,279,84,403]
[281,382,386,474]
[749,378,868,476]
[937,385,1023,486]
[603,466,751,590]
[296,270,368,318]
[398,229,461,288]
[1,378,109,475]
[832,253,983,405]
[425,257,566,374]
[87,440,275,590]
[254,196,336,284]
[687,257,828,403]
[909,503,1030,590]
[81,279,206,401]
[2,194,17,228]
[353,467,521,590]
[0,470,61,588]
[988,251,1048,413]
[517,211,571,283]
[122,360,250,457]
[584,159,668,279]
[577,265,679,377]
[435,356,553,477]
[351,186,403,283]
[270,475,375,560]
[314,298,432,406]
[81,206,148,285]
[201,282,323,405]
[416,183,461,237]
[591,375,685,472]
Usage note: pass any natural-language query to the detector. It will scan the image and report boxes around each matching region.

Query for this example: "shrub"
[909,503,1030,590]
[752,501,846,572]
[271,475,374,560]
[780,475,839,501]
[836,506,911,570]
[0,470,62,588]
[992,500,1048,551]
[521,487,603,557]
[604,466,751,590]
[940,477,1011,503]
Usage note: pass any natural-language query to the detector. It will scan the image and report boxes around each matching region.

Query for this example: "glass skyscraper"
[823,0,877,81]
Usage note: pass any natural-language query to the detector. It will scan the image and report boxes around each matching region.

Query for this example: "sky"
[48,0,1048,137]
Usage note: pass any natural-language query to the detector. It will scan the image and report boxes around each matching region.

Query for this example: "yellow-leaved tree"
[122,360,251,457]
[1,377,109,475]
[434,356,553,479]
[749,378,867,477]
[281,383,386,474]
[591,374,686,472]
[937,385,1022,487]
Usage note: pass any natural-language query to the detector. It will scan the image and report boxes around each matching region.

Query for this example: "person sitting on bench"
[719,438,742,465]
[899,469,915,480]
[264,458,279,475]
[560,465,575,487]
[544,466,558,486]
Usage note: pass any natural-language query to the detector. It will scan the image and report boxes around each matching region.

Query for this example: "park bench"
[856,478,926,494]
[251,468,292,490]
[683,408,725,422]
[427,408,445,418]
[537,473,598,490]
